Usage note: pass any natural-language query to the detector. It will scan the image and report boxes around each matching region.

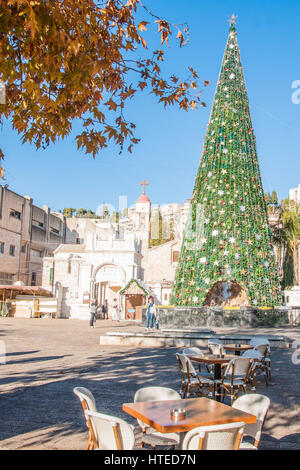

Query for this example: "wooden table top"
[123,397,256,434]
[188,353,236,364]
[223,344,253,351]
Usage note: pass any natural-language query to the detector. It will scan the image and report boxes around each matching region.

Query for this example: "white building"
[42,186,190,320]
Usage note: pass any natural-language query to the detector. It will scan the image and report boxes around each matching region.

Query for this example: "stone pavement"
[0,317,299,450]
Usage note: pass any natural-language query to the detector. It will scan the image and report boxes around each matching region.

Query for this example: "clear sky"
[1,0,300,214]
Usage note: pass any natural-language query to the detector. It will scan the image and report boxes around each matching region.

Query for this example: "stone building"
[42,184,190,319]
[0,185,66,286]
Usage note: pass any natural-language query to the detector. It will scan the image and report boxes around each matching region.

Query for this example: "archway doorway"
[204,281,248,307]
[93,264,126,318]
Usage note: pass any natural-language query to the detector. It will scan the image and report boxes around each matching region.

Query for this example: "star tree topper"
[229,14,238,26]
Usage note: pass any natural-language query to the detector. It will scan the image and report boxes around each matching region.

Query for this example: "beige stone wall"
[143,240,181,283]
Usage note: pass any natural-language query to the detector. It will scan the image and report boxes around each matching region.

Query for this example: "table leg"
[214,364,222,402]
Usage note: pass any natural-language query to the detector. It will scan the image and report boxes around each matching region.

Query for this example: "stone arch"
[204,281,249,307]
[91,262,126,283]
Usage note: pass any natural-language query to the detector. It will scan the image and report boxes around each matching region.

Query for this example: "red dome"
[137,193,150,203]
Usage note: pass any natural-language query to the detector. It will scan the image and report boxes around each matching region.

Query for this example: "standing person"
[146,296,156,330]
[89,300,97,328]
[103,299,108,319]
[112,298,120,322]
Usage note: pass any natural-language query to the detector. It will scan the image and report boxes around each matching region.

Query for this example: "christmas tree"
[172,18,282,308]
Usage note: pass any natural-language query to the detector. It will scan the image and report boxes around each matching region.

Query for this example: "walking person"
[103,299,108,319]
[146,296,156,330]
[112,298,120,322]
[89,300,97,328]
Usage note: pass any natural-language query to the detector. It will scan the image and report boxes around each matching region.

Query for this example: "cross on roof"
[140,179,149,194]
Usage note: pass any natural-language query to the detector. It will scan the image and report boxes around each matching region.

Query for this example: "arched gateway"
[91,264,126,317]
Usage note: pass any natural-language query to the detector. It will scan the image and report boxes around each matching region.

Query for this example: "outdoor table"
[123,397,256,448]
[223,344,253,356]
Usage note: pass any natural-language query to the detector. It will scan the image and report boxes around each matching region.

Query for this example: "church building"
[42,182,188,320]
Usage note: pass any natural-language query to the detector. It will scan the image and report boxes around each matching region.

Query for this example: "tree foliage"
[0,0,209,170]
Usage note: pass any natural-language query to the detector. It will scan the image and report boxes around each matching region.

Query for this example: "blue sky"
[1,0,300,213]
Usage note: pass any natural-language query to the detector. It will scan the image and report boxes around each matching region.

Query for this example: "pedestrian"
[89,300,97,328]
[154,309,160,330]
[102,299,108,319]
[146,296,156,330]
[112,298,120,322]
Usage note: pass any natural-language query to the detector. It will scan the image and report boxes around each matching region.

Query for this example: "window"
[10,209,21,220]
[30,248,42,258]
[9,245,15,256]
[32,219,44,228]
[172,251,179,262]
[0,272,13,284]
[164,293,168,301]
[31,272,36,286]
[50,227,60,235]
[0,242,4,254]
[21,245,26,253]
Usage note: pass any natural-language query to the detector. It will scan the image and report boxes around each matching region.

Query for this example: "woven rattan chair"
[232,394,270,449]
[208,341,225,356]
[73,387,98,450]
[241,349,262,392]
[85,410,135,450]
[253,344,271,383]
[214,357,253,404]
[176,353,214,399]
[134,386,180,449]
[181,421,245,450]
[182,347,213,376]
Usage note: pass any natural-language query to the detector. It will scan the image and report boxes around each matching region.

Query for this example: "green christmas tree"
[172,19,282,308]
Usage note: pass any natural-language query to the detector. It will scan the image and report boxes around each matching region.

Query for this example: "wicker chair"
[182,347,213,376]
[214,357,253,404]
[181,421,245,450]
[85,410,135,450]
[253,344,271,384]
[176,353,214,399]
[208,341,225,356]
[134,386,180,449]
[232,394,270,449]
[241,349,263,392]
[73,387,98,450]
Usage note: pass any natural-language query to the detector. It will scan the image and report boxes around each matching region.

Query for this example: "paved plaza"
[0,317,299,450]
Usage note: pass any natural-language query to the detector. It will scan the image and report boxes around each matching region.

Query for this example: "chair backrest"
[73,387,97,412]
[232,394,270,446]
[224,357,252,382]
[134,386,180,430]
[208,342,225,356]
[181,421,245,450]
[253,344,269,359]
[242,349,262,360]
[183,347,204,357]
[85,410,135,450]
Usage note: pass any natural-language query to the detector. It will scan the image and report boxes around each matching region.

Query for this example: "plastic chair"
[214,357,253,404]
[134,386,180,449]
[181,421,245,450]
[85,410,135,450]
[73,387,97,450]
[232,394,270,449]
